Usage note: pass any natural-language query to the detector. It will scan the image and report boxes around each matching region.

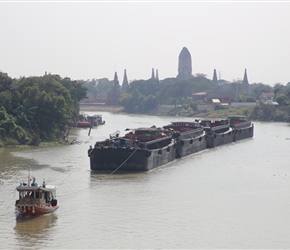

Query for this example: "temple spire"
[212,69,218,85]
[243,68,249,85]
[241,68,250,95]
[151,68,155,79]
[106,71,121,106]
[114,71,119,87]
[156,69,159,81]
[122,69,129,93]
[177,47,192,80]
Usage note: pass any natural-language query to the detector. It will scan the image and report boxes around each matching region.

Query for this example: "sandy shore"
[80,104,123,113]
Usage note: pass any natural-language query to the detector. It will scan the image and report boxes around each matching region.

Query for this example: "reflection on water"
[14,213,58,248]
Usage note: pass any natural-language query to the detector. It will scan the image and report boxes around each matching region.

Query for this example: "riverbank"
[80,104,123,113]
[80,104,253,119]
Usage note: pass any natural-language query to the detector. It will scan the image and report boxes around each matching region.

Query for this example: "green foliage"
[250,83,273,99]
[274,94,288,106]
[170,80,193,106]
[168,106,184,116]
[250,102,276,121]
[245,96,256,102]
[237,95,256,102]
[82,78,112,101]
[205,107,254,119]
[121,79,161,113]
[0,71,13,92]
[0,107,30,144]
[234,98,290,122]
[0,72,87,145]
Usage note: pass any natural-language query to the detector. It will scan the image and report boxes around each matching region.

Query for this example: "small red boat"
[15,176,59,216]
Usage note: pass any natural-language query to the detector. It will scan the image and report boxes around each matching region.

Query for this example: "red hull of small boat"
[76,121,92,128]
[16,203,59,216]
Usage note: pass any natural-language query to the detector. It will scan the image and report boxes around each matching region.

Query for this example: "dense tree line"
[0,72,86,146]
[117,75,217,113]
[81,78,112,102]
[83,73,290,121]
[2,68,289,146]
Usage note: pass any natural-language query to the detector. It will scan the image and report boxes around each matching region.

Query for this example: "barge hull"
[176,133,207,158]
[89,142,176,172]
[233,124,254,142]
[206,128,234,148]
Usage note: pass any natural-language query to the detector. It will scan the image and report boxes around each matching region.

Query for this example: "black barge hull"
[88,138,176,172]
[205,126,234,148]
[232,122,254,142]
[175,129,207,158]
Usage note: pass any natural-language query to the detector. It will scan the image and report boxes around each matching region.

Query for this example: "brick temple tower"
[156,69,159,81]
[242,68,250,94]
[106,72,121,106]
[212,69,218,85]
[177,47,192,80]
[151,68,155,79]
[121,69,129,93]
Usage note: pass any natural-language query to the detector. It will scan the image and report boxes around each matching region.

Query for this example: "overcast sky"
[1,1,289,86]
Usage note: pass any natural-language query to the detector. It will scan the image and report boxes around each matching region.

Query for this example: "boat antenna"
[28,168,31,186]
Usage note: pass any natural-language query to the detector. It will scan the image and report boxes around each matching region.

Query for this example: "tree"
[275,94,288,106]
[250,83,273,99]
[0,72,87,144]
[0,71,13,92]
[170,80,193,106]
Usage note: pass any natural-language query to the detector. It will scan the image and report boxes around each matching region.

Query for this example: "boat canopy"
[16,184,57,192]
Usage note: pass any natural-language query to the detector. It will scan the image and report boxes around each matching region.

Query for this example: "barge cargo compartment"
[88,135,176,172]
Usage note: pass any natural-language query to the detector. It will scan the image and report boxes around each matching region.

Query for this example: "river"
[1,112,290,249]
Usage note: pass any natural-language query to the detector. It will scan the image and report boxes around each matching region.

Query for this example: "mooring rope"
[58,147,139,199]
[107,148,138,176]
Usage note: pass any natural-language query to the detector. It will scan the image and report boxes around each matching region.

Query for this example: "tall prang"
[242,68,250,94]
[177,47,192,80]
[121,69,129,93]
[150,68,159,82]
[113,71,119,87]
[156,69,159,81]
[106,72,121,106]
[243,68,249,85]
[151,68,155,79]
[212,69,218,85]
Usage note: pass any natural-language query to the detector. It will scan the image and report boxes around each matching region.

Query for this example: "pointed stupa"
[106,72,121,106]
[240,68,250,95]
[243,68,249,85]
[177,47,192,80]
[122,69,129,93]
[151,68,155,79]
[114,71,120,87]
[156,69,159,81]
[212,69,218,85]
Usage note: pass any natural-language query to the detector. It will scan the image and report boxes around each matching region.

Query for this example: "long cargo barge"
[88,116,254,172]
[163,121,207,158]
[228,115,254,141]
[88,127,176,172]
[199,118,234,148]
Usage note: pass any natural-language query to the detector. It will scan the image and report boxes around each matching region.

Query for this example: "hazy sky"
[1,1,290,86]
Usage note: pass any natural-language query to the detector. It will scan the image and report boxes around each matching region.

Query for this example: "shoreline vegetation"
[80,104,253,119]
[80,104,124,113]
[1,104,287,148]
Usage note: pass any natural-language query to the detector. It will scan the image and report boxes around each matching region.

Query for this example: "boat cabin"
[17,181,57,204]
[87,115,105,126]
